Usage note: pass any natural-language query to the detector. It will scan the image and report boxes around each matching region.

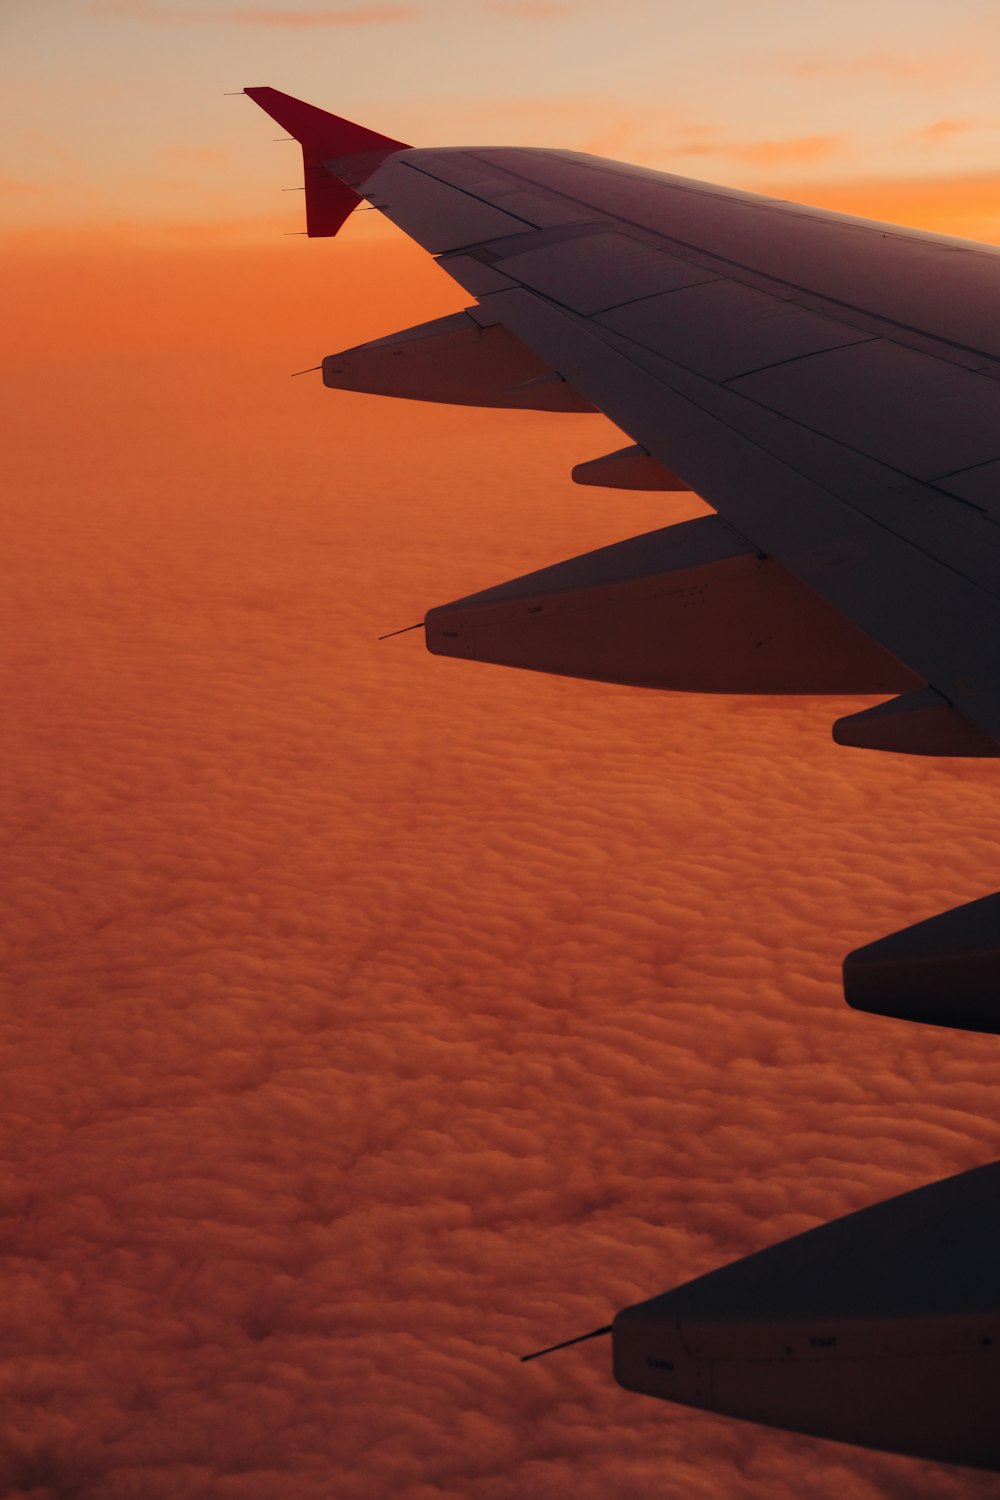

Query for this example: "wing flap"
[425,516,917,695]
[491,231,721,314]
[730,339,1000,480]
[936,457,1000,510]
[599,280,876,383]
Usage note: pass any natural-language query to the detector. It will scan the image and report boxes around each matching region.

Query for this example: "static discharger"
[520,1325,613,1363]
[378,622,425,642]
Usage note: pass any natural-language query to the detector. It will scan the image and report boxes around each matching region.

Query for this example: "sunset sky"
[5,2,1000,1497]
[8,0,1000,241]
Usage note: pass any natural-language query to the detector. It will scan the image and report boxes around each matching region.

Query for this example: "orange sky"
[8,0,1000,243]
[7,4,1000,1493]
[4,219,1000,1498]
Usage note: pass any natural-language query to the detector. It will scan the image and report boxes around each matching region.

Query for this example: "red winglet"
[244,86,411,237]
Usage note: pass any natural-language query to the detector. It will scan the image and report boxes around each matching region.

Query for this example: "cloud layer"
[3,233,1000,1499]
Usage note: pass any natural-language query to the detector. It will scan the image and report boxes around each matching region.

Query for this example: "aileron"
[491,232,721,315]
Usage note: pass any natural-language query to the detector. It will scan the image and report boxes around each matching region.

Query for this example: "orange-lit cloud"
[678,133,846,167]
[90,0,420,23]
[491,1,576,16]
[776,46,978,85]
[3,229,1000,1497]
[767,170,1000,245]
[919,118,977,145]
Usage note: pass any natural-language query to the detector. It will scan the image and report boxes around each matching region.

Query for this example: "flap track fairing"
[833,687,1000,757]
[844,890,1000,1032]
[613,1161,1000,1469]
[424,517,921,695]
[322,311,595,410]
[572,443,690,491]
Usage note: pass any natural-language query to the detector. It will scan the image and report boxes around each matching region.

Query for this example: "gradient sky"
[7,0,1000,241]
[6,4,1000,1498]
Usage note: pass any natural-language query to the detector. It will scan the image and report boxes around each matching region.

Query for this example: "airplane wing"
[242,89,1000,1471]
[243,88,1000,1031]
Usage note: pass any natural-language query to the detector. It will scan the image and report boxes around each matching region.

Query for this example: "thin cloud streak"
[776,47,979,85]
[678,133,846,167]
[491,1,577,16]
[766,169,1000,245]
[89,0,420,24]
[916,119,985,146]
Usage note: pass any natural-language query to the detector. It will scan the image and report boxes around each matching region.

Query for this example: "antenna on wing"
[520,1324,613,1363]
[378,622,425,642]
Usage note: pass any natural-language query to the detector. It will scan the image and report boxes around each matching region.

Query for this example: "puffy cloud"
[3,232,1000,1499]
